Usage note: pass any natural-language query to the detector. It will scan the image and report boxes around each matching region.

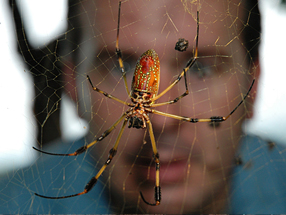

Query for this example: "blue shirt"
[1,135,286,213]
[230,135,286,213]
[0,138,110,213]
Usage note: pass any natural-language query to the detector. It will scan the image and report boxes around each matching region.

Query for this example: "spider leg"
[34,118,128,199]
[151,64,190,108]
[140,120,161,206]
[148,78,255,123]
[151,11,199,102]
[115,1,130,97]
[151,78,188,108]
[33,111,129,156]
[87,75,132,106]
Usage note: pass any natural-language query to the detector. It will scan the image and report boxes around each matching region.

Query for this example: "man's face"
[75,0,254,213]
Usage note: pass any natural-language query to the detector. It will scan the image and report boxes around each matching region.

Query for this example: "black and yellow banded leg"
[35,118,128,199]
[151,85,189,107]
[33,111,129,156]
[87,75,132,106]
[115,1,130,97]
[74,117,128,198]
[151,11,199,103]
[151,64,190,108]
[148,78,255,124]
[140,120,161,206]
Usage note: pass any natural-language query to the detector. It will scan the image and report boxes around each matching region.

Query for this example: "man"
[63,0,259,213]
[2,0,286,213]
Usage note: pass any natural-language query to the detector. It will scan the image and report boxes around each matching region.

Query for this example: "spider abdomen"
[131,49,160,97]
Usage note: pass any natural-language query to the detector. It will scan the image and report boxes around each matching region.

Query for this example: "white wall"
[245,0,286,144]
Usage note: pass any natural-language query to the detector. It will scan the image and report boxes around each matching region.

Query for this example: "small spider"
[33,1,255,206]
[175,38,189,52]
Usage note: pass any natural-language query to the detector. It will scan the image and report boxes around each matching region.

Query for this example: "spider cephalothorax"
[128,90,153,129]
[128,97,149,129]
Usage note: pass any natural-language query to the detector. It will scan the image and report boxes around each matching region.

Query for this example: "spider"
[175,38,189,52]
[33,1,255,206]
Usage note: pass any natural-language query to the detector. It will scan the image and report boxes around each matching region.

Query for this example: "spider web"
[1,0,286,214]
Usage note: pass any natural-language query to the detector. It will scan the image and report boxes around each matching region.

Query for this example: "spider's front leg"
[151,11,199,103]
[115,0,130,97]
[87,75,132,106]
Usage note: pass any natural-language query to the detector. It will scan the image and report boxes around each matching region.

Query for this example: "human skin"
[63,0,258,213]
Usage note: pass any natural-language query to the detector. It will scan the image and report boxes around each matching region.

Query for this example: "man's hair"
[243,0,261,63]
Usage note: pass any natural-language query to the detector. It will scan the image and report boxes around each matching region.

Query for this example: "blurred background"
[1,0,286,173]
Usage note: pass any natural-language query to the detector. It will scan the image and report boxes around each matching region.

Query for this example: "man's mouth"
[133,148,201,185]
[149,158,189,183]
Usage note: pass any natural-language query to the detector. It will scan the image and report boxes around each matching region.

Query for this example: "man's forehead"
[88,0,245,21]
[81,0,245,52]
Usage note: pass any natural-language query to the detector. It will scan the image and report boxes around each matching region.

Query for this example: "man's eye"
[115,56,137,76]
[190,61,213,78]
[95,51,117,73]
[95,50,137,77]
[122,61,133,74]
[189,56,230,79]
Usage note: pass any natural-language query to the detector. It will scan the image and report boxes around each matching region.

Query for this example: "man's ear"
[62,59,78,103]
[246,59,260,119]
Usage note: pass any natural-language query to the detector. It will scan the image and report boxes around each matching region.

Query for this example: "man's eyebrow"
[178,46,231,63]
[98,46,232,65]
[97,47,138,59]
[196,46,231,58]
